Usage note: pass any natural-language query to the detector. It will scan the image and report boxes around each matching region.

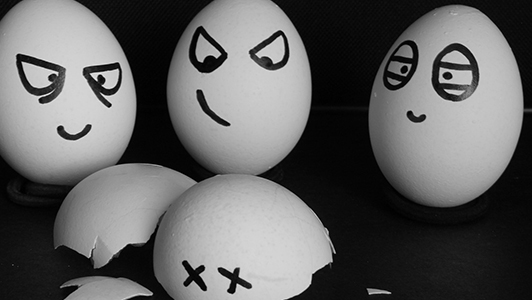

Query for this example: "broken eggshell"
[153,174,335,300]
[54,163,196,268]
[61,276,152,300]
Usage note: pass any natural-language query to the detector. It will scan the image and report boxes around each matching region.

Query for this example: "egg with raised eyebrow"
[0,0,136,186]
[369,5,523,208]
[167,0,311,175]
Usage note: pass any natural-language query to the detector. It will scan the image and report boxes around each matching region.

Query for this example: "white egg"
[167,0,311,175]
[153,174,334,300]
[369,5,523,207]
[0,0,136,186]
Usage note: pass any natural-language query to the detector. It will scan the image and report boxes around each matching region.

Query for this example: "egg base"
[382,185,490,225]
[6,176,72,207]
[191,161,285,182]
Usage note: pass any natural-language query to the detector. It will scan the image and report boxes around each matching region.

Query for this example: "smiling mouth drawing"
[196,89,231,127]
[406,110,426,123]
[57,124,92,141]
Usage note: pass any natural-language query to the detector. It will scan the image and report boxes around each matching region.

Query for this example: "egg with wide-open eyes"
[369,5,523,207]
[167,0,311,175]
[0,0,136,186]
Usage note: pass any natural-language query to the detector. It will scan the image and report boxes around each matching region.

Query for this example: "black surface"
[1,108,532,299]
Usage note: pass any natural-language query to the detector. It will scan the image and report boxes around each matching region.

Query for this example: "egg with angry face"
[369,5,523,207]
[167,0,311,175]
[0,0,136,186]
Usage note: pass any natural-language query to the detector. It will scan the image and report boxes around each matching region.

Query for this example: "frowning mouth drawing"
[196,89,231,127]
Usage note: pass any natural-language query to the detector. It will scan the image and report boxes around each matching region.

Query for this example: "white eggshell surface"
[54,164,196,268]
[369,5,523,207]
[61,276,153,300]
[153,174,334,300]
[0,0,136,186]
[167,0,311,175]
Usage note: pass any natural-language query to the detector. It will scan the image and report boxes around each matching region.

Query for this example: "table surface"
[1,107,531,300]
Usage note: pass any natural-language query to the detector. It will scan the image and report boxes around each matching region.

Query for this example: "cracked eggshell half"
[368,5,523,207]
[167,0,311,175]
[54,163,196,268]
[61,276,152,300]
[0,0,136,185]
[153,174,334,300]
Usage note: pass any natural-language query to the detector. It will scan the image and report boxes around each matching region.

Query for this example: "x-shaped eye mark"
[218,267,252,294]
[183,260,207,291]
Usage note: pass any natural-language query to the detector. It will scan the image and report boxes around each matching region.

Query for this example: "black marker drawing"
[406,110,426,123]
[182,260,207,291]
[249,30,289,70]
[196,89,231,127]
[218,267,252,294]
[190,26,228,73]
[16,54,66,104]
[16,54,122,141]
[432,43,479,102]
[189,28,288,127]
[383,40,418,91]
[57,124,92,141]
[83,62,122,108]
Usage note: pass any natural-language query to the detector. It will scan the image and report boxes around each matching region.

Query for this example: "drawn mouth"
[406,110,426,123]
[196,89,231,127]
[57,124,92,141]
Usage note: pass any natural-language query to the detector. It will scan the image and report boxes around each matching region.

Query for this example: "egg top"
[0,0,136,185]
[167,0,311,175]
[153,174,334,300]
[369,5,523,207]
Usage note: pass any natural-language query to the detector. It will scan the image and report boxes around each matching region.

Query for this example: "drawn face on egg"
[369,5,524,208]
[167,0,311,175]
[16,54,122,141]
[383,40,480,123]
[189,26,289,127]
[0,0,136,185]
[182,260,252,294]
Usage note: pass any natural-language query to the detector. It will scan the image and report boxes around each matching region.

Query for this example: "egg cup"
[6,176,72,207]
[383,184,490,225]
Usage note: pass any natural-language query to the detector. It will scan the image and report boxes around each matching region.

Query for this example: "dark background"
[1,1,532,299]
[1,0,530,109]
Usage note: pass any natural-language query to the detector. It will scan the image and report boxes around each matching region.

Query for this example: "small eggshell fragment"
[61,276,152,300]
[53,163,196,268]
[153,174,334,300]
[167,0,311,175]
[368,5,523,207]
[367,288,392,295]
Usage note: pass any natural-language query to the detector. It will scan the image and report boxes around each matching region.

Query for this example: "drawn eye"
[383,40,418,91]
[189,26,228,73]
[16,54,66,104]
[83,62,122,108]
[432,43,479,102]
[249,30,289,70]
[182,261,253,294]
